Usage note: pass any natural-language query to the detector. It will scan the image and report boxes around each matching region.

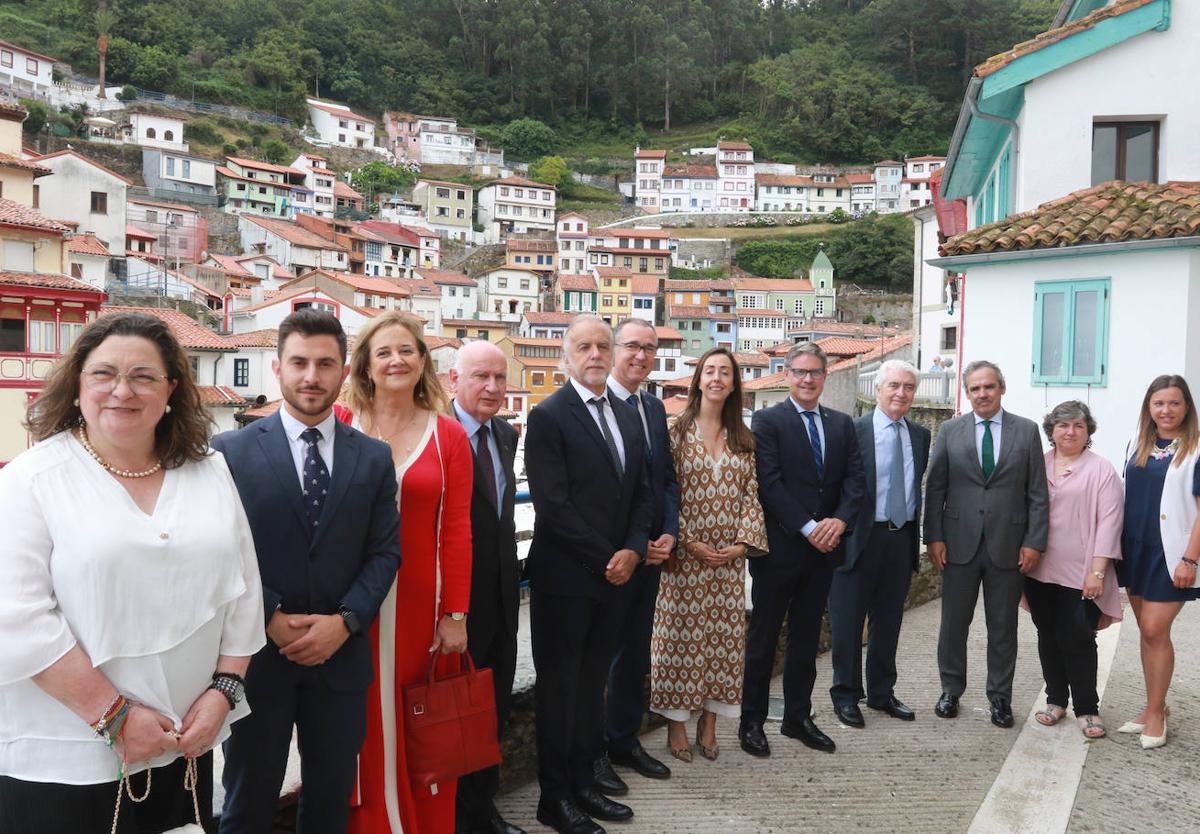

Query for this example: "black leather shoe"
[574,787,633,822]
[989,697,1015,728]
[609,743,671,779]
[868,695,916,722]
[483,803,527,834]
[456,800,527,834]
[536,798,604,834]
[833,702,865,728]
[592,755,628,796]
[935,693,959,718]
[780,717,836,753]
[738,721,771,758]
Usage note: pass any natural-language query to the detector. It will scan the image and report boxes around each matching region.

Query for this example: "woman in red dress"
[343,312,473,834]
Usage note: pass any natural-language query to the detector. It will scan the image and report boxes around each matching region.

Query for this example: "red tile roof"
[875,160,904,167]
[128,197,199,213]
[827,335,912,373]
[718,141,753,151]
[0,39,57,63]
[102,306,232,350]
[599,227,673,240]
[975,0,1156,78]
[507,238,557,252]
[36,149,133,185]
[198,385,247,406]
[635,149,667,159]
[206,253,256,278]
[940,180,1200,257]
[225,328,278,348]
[523,311,577,325]
[0,271,102,293]
[666,304,736,321]
[816,336,899,358]
[0,102,29,122]
[742,370,789,391]
[846,173,874,184]
[241,215,347,251]
[755,174,814,188]
[731,275,815,293]
[66,233,111,256]
[655,326,682,340]
[556,273,598,291]
[225,155,301,176]
[283,269,409,296]
[0,197,69,232]
[307,99,375,123]
[236,255,293,279]
[414,268,475,286]
[486,176,554,190]
[234,285,339,314]
[905,155,947,163]
[662,393,690,417]
[631,276,659,295]
[0,151,51,176]
[334,180,363,200]
[663,164,718,178]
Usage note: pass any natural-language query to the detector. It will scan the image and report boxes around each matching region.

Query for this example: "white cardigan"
[1127,440,1200,589]
[0,432,266,784]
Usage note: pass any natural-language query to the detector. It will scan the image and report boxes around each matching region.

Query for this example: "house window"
[0,317,25,352]
[531,371,545,387]
[60,322,83,352]
[0,50,10,68]
[436,187,450,198]
[28,319,55,353]
[146,127,156,139]
[234,358,249,387]
[3,240,34,271]
[941,326,957,352]
[164,130,174,142]
[90,191,108,213]
[182,160,190,178]
[166,157,175,176]
[1091,121,1158,185]
[1033,278,1110,385]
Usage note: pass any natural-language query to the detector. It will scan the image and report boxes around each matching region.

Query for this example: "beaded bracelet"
[1182,557,1199,568]
[91,694,128,738]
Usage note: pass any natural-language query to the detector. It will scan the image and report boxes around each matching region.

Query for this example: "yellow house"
[596,267,634,325]
[441,317,511,342]
[497,335,564,407]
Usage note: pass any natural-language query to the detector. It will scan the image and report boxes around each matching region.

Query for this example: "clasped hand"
[645,534,676,566]
[806,517,846,553]
[269,610,348,666]
[689,541,746,567]
[606,549,640,585]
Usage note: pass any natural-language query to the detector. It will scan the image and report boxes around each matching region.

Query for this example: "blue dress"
[1118,439,1200,602]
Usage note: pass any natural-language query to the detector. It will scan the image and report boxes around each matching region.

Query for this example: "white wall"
[130,114,187,151]
[36,156,127,257]
[1017,3,1200,213]
[958,246,1200,467]
[913,209,954,370]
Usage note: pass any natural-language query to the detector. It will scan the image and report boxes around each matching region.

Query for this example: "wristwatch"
[338,605,362,636]
[1091,570,1105,580]
[446,612,467,621]
[209,672,245,709]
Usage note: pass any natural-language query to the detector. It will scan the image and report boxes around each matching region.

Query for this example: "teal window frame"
[1032,278,1110,387]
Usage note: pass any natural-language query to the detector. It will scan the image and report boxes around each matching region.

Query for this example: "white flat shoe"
[1141,716,1167,750]
[1119,705,1171,734]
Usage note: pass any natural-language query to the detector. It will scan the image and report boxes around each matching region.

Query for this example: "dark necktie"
[475,423,498,508]
[301,427,330,534]
[626,392,651,453]
[590,396,624,477]
[803,410,824,480]
[982,419,995,479]
[887,422,908,528]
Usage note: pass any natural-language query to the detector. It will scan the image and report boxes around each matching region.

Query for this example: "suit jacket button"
[979,509,984,515]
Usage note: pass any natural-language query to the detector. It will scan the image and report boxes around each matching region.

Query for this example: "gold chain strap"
[109,757,202,834]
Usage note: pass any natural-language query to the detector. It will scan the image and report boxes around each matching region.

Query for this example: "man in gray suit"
[829,360,930,728]
[924,360,1049,727]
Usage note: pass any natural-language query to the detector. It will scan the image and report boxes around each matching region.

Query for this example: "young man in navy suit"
[213,310,401,834]
[595,318,679,793]
[740,342,865,758]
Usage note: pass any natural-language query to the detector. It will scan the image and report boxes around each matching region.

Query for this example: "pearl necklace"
[77,426,163,478]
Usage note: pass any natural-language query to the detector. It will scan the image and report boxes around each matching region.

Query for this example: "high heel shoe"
[667,722,692,763]
[696,714,719,761]
[1118,705,1171,734]
[1141,715,1167,750]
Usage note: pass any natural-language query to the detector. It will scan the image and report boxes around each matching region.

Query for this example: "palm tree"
[95,2,116,99]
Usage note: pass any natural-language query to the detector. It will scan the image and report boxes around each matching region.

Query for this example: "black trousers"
[218,653,367,834]
[0,752,213,834]
[530,589,625,802]
[743,553,834,726]
[456,611,519,825]
[1023,576,1102,716]
[605,563,661,753]
[829,524,914,707]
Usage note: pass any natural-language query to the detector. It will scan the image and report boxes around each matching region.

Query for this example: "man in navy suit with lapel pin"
[213,309,401,834]
[740,342,865,758]
[828,360,930,729]
[450,340,526,834]
[594,318,680,794]
[525,315,653,834]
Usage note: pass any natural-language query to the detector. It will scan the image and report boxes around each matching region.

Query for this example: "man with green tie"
[924,361,1049,729]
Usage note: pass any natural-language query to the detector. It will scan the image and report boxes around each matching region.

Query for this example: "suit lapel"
[567,390,621,479]
[859,417,876,505]
[257,413,307,530]
[991,411,1016,477]
[313,420,360,546]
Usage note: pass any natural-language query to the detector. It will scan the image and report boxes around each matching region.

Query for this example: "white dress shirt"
[607,374,651,450]
[790,396,825,537]
[872,407,917,522]
[279,405,337,484]
[973,408,1004,468]
[570,376,626,469]
[0,432,265,784]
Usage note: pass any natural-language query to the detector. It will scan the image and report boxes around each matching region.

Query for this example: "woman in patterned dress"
[650,348,768,762]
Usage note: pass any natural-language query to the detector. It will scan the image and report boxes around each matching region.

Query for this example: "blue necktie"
[887,422,908,528]
[301,427,330,534]
[803,410,824,480]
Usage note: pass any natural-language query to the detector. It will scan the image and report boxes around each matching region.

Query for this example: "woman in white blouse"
[0,312,264,833]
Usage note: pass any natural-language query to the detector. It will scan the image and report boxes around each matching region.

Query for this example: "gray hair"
[962,359,1005,390]
[875,359,919,388]
[563,314,613,352]
[1042,400,1097,445]
[785,341,828,371]
[613,317,656,341]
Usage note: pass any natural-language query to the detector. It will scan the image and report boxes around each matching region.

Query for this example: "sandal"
[1078,715,1106,739]
[1034,705,1066,726]
[696,712,719,761]
[667,721,692,763]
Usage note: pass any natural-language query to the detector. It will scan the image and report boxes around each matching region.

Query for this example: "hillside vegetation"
[5,0,1057,163]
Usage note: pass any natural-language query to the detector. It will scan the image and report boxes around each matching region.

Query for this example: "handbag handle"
[426,651,477,684]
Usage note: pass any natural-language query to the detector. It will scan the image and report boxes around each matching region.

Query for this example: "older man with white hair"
[827,359,930,728]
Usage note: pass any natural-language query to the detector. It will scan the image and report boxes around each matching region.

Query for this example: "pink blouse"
[1025,449,1124,628]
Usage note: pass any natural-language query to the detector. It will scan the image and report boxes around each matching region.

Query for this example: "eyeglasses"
[787,367,826,379]
[618,341,658,356]
[81,367,170,394]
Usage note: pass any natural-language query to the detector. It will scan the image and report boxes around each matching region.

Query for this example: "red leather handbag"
[401,654,502,791]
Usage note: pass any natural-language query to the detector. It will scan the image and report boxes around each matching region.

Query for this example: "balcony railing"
[858,370,955,405]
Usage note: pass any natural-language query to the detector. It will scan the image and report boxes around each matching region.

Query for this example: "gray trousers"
[937,539,1023,702]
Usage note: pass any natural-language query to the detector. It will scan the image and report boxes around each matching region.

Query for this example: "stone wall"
[38,135,147,184]
[837,290,914,330]
[675,237,731,268]
[601,211,833,230]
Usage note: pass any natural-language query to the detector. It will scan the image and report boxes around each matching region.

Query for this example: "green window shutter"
[1032,278,1110,387]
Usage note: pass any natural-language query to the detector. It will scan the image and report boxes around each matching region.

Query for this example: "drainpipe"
[956,273,966,416]
[965,85,1020,215]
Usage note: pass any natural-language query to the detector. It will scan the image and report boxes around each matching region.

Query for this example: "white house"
[414,267,479,321]
[238,214,349,275]
[228,285,377,336]
[223,329,282,403]
[476,266,542,322]
[476,177,556,244]
[847,173,876,214]
[901,155,945,210]
[755,174,812,213]
[634,148,666,212]
[716,140,755,212]
[141,149,218,199]
[290,153,337,218]
[383,112,503,166]
[34,149,130,258]
[0,39,55,98]
[127,113,188,152]
[519,311,576,340]
[556,212,590,274]
[874,160,904,213]
[808,172,851,215]
[65,233,111,289]
[659,163,719,213]
[921,0,1200,467]
[306,99,376,150]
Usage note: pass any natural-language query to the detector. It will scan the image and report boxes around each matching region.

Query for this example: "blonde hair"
[1132,375,1198,468]
[347,312,451,418]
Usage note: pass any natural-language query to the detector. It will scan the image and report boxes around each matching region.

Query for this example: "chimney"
[250,286,264,305]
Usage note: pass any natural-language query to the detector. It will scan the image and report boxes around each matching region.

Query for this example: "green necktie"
[982,419,995,479]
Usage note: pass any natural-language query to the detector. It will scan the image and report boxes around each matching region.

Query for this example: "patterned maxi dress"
[650,421,768,720]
